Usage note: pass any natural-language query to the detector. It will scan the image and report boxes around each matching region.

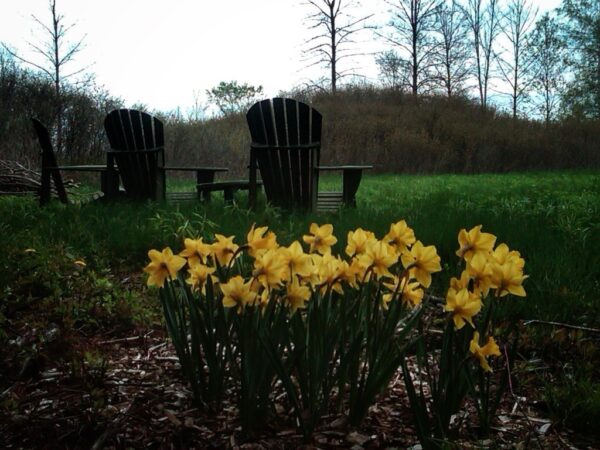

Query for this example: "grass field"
[3,170,599,324]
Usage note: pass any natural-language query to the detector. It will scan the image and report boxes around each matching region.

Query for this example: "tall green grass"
[2,171,599,325]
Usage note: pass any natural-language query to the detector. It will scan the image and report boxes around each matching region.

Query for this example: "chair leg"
[342,169,364,207]
[224,187,235,204]
[40,159,51,206]
[196,170,216,202]
[248,149,257,209]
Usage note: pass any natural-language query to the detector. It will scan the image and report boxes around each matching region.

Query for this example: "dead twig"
[523,319,600,334]
[98,336,142,345]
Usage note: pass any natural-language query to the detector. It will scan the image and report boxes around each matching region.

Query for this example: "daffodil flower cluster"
[145,222,528,440]
[144,220,443,315]
[445,225,527,371]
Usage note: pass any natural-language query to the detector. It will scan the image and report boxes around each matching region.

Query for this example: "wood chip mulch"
[0,329,595,449]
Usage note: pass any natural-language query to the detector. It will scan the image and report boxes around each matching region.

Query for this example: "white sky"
[1,0,562,114]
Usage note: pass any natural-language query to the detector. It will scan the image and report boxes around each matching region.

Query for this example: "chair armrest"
[316,165,373,171]
[251,143,321,151]
[49,165,112,173]
[106,147,164,154]
[163,166,228,172]
[161,166,228,185]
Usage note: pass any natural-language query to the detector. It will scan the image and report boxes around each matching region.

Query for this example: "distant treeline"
[1,52,599,176]
[163,87,600,177]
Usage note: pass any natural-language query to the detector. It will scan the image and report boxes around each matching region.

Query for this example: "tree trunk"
[330,2,337,94]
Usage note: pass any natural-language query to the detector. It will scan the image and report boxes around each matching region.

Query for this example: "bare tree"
[187,89,207,122]
[2,0,87,153]
[463,0,502,108]
[303,0,373,93]
[497,0,537,118]
[524,13,565,125]
[559,0,600,118]
[375,49,407,90]
[433,0,470,97]
[381,0,443,96]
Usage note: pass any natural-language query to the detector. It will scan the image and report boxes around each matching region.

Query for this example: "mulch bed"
[1,325,592,450]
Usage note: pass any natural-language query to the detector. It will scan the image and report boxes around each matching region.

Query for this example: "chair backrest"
[31,118,68,205]
[104,109,165,200]
[246,98,322,210]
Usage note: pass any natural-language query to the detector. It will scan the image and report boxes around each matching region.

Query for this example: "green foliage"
[0,240,153,388]
[206,80,263,116]
[2,171,599,327]
[1,243,152,334]
[545,368,600,438]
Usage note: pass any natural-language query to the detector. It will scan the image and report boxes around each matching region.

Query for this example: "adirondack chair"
[103,109,227,201]
[246,98,371,212]
[32,118,110,206]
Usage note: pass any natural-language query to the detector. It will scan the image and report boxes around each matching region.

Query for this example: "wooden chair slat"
[104,109,225,202]
[104,109,165,200]
[247,98,367,212]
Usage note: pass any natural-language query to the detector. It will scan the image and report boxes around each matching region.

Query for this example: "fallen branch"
[523,319,600,334]
[98,336,142,345]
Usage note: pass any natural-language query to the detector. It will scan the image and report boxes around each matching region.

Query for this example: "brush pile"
[0,160,75,196]
[0,160,42,195]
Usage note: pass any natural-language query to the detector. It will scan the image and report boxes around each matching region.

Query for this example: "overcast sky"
[1,0,563,114]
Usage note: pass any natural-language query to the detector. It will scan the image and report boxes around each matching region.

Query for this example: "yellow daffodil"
[211,234,239,267]
[282,241,314,278]
[456,225,496,262]
[400,240,442,288]
[284,277,311,313]
[490,261,527,297]
[221,275,256,312]
[450,270,471,291]
[384,220,416,253]
[315,253,344,294]
[351,257,370,284]
[144,247,187,288]
[470,331,501,372]
[358,240,398,279]
[345,227,376,257]
[492,243,525,270]
[74,260,86,267]
[383,276,423,309]
[256,285,271,310]
[299,253,323,288]
[252,248,287,289]
[338,258,363,287]
[303,223,337,255]
[246,224,278,258]
[466,253,493,297]
[180,237,212,266]
[444,288,482,329]
[186,263,217,294]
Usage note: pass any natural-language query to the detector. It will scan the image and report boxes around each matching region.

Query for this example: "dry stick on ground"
[523,319,600,334]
